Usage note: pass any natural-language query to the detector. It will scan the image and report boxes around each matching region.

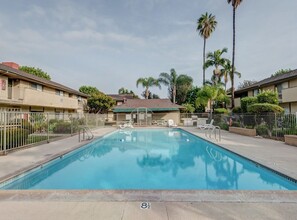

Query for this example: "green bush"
[231,121,241,127]
[218,122,229,131]
[241,97,258,113]
[272,129,297,137]
[256,125,269,136]
[52,121,72,134]
[232,107,242,113]
[248,103,284,113]
[257,90,279,104]
[214,108,228,114]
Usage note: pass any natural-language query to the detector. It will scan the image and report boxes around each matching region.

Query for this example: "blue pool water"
[1,128,297,190]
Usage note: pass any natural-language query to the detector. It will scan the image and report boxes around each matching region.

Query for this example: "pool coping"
[1,190,297,203]
[0,127,297,203]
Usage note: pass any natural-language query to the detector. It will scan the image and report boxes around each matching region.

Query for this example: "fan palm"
[136,77,161,99]
[227,0,243,108]
[220,60,241,91]
[197,12,217,85]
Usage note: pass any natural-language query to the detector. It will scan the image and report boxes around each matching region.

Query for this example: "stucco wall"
[291,102,297,113]
[289,78,297,88]
[262,85,275,91]
[248,90,253,97]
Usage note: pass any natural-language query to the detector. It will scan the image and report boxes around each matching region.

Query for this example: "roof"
[108,94,134,101]
[0,63,88,97]
[235,69,297,95]
[113,99,184,112]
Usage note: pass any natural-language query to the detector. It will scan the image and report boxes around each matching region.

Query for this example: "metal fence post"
[71,117,73,136]
[3,111,7,154]
[47,113,50,143]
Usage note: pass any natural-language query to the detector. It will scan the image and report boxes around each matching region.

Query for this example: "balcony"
[282,87,297,103]
[22,89,78,109]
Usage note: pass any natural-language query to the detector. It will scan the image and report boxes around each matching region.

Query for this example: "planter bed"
[229,127,256,137]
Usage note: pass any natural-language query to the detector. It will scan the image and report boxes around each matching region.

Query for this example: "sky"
[0,0,296,98]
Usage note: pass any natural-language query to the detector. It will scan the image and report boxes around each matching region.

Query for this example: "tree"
[87,92,115,113]
[197,12,217,85]
[159,69,193,104]
[220,59,241,91]
[79,86,99,95]
[196,85,228,117]
[271,69,292,77]
[182,103,195,113]
[79,85,115,113]
[118,87,130,94]
[141,91,160,99]
[204,48,229,86]
[175,75,193,105]
[118,87,139,99]
[227,0,243,108]
[136,77,161,99]
[237,80,257,89]
[19,66,51,80]
[185,87,205,113]
[159,69,178,103]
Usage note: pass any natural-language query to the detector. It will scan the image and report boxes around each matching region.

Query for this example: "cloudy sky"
[0,0,296,97]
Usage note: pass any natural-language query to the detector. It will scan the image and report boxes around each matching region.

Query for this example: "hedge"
[257,90,279,105]
[247,103,284,113]
[214,108,229,114]
[241,96,258,113]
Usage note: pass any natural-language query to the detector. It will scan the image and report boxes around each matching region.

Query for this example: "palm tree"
[136,77,161,99]
[227,0,243,108]
[159,69,193,104]
[204,47,229,84]
[159,69,178,103]
[220,60,241,91]
[197,12,217,85]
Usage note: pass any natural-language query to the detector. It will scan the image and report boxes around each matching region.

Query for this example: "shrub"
[218,122,229,131]
[52,121,72,134]
[256,125,269,136]
[257,90,279,104]
[214,108,228,114]
[248,103,284,113]
[232,107,242,113]
[241,97,258,113]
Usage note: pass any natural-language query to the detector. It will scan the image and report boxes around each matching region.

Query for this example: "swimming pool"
[1,128,297,190]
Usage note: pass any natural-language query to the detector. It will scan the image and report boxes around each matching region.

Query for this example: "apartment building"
[0,62,88,114]
[234,69,297,113]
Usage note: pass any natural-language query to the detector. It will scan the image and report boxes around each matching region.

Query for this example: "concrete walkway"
[1,126,297,220]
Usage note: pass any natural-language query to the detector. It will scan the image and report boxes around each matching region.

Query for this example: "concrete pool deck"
[1,126,297,219]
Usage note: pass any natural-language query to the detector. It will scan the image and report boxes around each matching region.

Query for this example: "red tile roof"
[113,99,184,112]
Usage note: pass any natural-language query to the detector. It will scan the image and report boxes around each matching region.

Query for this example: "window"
[253,89,259,96]
[56,90,64,96]
[31,83,43,91]
[276,82,288,99]
[77,95,82,102]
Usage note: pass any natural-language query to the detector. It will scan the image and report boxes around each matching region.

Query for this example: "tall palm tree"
[227,0,243,108]
[136,77,161,99]
[204,47,229,84]
[220,60,241,91]
[197,12,217,85]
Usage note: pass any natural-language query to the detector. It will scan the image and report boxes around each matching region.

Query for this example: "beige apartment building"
[234,69,297,113]
[0,62,88,114]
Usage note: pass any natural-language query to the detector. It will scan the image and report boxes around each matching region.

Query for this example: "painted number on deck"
[140,202,151,209]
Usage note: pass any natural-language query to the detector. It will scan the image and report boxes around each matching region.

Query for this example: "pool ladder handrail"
[78,126,94,142]
[204,125,221,142]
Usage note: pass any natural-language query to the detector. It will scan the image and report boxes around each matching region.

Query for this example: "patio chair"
[167,119,177,127]
[197,119,214,130]
[119,121,134,129]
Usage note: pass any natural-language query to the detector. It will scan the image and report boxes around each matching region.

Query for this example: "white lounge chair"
[197,119,214,130]
[167,119,177,127]
[119,121,134,129]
